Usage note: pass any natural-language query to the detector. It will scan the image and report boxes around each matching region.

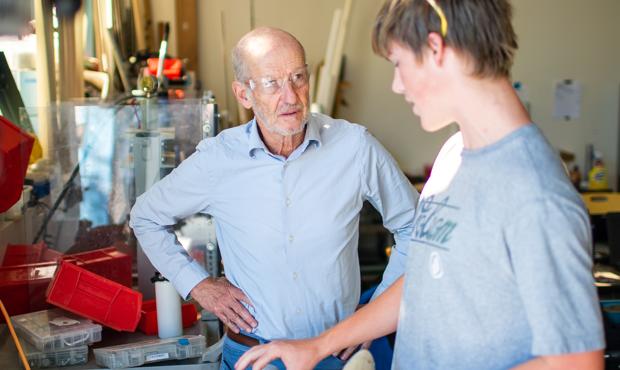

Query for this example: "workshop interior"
[0,0,620,369]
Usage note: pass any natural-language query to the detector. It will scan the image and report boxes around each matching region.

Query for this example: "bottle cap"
[150,271,169,283]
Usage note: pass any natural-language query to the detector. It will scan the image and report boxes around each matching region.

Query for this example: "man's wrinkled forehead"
[245,38,305,75]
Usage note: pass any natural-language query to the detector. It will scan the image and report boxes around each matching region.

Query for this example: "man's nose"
[280,79,299,103]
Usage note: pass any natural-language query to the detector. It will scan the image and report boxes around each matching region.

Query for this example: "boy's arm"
[235,276,405,370]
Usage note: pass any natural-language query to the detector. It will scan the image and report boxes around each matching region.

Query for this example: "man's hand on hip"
[190,277,257,333]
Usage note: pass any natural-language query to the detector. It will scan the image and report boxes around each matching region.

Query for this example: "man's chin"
[273,119,307,135]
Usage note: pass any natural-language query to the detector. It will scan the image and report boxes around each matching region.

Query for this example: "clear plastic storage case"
[13,308,102,351]
[22,340,88,368]
[93,335,206,368]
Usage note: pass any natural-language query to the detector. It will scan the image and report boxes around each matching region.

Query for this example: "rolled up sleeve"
[130,139,216,298]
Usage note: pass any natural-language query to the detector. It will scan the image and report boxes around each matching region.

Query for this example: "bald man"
[130,27,418,370]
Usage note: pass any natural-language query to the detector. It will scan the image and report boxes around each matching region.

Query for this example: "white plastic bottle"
[152,272,183,338]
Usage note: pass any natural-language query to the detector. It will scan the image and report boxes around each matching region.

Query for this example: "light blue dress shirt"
[130,113,418,340]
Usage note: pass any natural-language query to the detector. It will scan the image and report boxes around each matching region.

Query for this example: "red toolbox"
[138,299,199,335]
[0,262,57,319]
[46,260,142,332]
[63,246,132,288]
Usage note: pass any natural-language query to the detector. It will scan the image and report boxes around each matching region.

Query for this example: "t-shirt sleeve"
[504,196,605,355]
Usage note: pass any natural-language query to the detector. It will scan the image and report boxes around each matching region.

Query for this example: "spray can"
[151,272,183,338]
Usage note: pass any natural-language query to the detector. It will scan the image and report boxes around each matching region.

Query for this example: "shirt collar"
[247,118,268,157]
[246,115,322,158]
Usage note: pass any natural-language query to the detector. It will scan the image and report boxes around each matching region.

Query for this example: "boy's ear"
[427,32,445,63]
[232,81,253,109]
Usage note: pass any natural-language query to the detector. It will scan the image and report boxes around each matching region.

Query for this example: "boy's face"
[387,40,448,132]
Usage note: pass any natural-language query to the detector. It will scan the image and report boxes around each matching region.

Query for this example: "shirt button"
[288,235,294,243]
[292,272,298,280]
[285,197,291,207]
[296,308,302,314]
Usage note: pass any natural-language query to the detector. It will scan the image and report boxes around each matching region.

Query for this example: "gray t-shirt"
[392,124,605,369]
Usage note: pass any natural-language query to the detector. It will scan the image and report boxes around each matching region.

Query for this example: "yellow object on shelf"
[29,135,43,164]
[588,163,609,191]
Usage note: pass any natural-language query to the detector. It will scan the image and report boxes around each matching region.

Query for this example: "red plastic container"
[63,246,132,288]
[146,58,183,79]
[2,242,46,266]
[0,115,34,212]
[46,260,142,332]
[0,262,57,319]
[2,242,63,266]
[138,299,198,335]
[41,247,64,262]
[0,246,129,321]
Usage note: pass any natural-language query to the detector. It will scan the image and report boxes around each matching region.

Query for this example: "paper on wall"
[553,80,582,120]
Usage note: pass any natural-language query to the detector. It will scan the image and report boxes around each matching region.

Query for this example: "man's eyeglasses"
[247,65,309,95]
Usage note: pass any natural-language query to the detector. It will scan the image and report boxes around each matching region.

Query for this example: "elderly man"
[130,27,418,370]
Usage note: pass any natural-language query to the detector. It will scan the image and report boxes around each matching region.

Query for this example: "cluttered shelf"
[0,314,221,370]
[588,193,620,370]
[0,238,221,369]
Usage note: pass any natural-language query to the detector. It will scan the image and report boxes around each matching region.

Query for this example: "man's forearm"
[317,276,404,358]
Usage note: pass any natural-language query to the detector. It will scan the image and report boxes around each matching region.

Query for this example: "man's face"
[246,45,310,137]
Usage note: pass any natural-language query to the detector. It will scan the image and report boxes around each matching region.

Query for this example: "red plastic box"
[46,260,142,332]
[0,115,34,212]
[2,242,46,266]
[63,246,132,288]
[41,247,64,262]
[0,246,129,321]
[138,299,198,335]
[0,262,57,319]
[146,58,183,80]
[2,242,63,266]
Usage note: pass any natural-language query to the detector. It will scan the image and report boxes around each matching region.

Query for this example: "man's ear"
[232,81,253,109]
[426,32,445,65]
